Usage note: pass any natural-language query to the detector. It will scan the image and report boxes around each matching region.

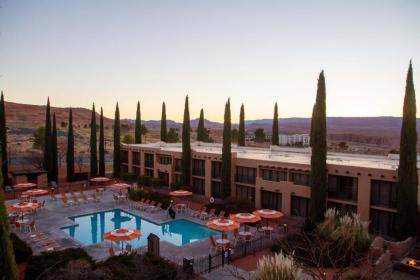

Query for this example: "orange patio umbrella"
[253,209,284,226]
[169,190,193,196]
[229,213,261,224]
[22,189,49,197]
[104,228,141,251]
[109,183,131,190]
[13,183,37,189]
[7,201,40,212]
[90,177,111,183]
[207,218,240,232]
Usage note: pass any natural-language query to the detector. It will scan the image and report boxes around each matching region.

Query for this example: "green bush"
[120,172,137,183]
[138,175,151,186]
[149,178,162,188]
[25,248,93,280]
[11,233,33,263]
[128,189,171,209]
[205,197,255,215]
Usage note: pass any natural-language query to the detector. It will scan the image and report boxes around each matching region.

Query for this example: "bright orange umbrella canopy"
[169,190,193,196]
[104,228,141,242]
[90,177,111,182]
[13,183,37,189]
[109,183,131,189]
[253,209,284,219]
[22,189,49,196]
[207,218,240,231]
[7,202,39,212]
[229,213,261,223]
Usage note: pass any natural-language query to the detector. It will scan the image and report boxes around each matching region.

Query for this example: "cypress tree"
[113,103,121,178]
[90,103,98,177]
[66,108,75,182]
[51,113,58,183]
[181,96,191,187]
[238,104,245,146]
[309,71,328,224]
[221,99,232,198]
[43,98,52,181]
[0,171,18,280]
[135,101,142,144]
[99,107,105,177]
[272,103,279,146]
[197,108,206,141]
[161,102,167,142]
[0,92,8,186]
[397,61,418,239]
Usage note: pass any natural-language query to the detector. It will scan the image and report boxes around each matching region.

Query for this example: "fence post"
[222,249,225,267]
[208,254,212,273]
[227,248,231,264]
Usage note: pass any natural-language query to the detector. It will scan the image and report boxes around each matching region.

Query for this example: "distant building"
[279,134,310,146]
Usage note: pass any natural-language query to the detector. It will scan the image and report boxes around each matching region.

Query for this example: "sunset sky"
[0,0,419,122]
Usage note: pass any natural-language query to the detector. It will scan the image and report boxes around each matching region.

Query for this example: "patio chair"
[149,202,162,213]
[91,192,100,202]
[109,247,115,256]
[144,201,157,211]
[79,191,89,203]
[200,208,216,220]
[71,193,80,205]
[113,194,120,204]
[27,221,37,232]
[208,236,223,253]
[218,210,226,218]
[125,244,132,252]
[49,191,57,201]
[191,206,206,217]
[60,195,71,207]
[140,200,151,211]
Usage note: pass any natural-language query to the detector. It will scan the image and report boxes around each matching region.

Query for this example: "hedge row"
[120,173,162,187]
[128,189,172,209]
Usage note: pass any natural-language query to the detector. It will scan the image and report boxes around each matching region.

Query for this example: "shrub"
[254,252,301,280]
[149,178,162,188]
[128,189,171,209]
[205,197,255,215]
[120,172,137,183]
[11,233,33,263]
[43,259,111,280]
[138,175,151,186]
[25,248,93,280]
[345,273,370,280]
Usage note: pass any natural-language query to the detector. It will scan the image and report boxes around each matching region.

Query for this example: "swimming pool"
[61,209,219,247]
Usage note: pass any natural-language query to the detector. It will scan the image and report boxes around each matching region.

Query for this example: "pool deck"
[8,190,223,265]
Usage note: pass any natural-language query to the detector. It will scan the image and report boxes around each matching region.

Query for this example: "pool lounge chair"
[91,192,100,202]
[49,191,57,201]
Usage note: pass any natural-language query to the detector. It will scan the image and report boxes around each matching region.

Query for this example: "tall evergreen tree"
[181,96,191,187]
[397,61,418,239]
[0,92,8,185]
[197,109,206,141]
[135,101,142,144]
[272,103,279,146]
[309,71,328,224]
[99,107,105,177]
[90,103,98,177]
[221,99,232,198]
[0,171,18,280]
[238,104,245,146]
[161,102,167,142]
[113,103,121,178]
[66,108,75,182]
[43,98,52,181]
[51,113,58,183]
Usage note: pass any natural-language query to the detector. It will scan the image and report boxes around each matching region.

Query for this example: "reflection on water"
[62,209,219,248]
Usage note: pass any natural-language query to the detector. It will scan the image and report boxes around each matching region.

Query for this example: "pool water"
[61,209,219,247]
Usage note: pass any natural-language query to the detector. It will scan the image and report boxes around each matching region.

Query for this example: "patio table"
[261,226,273,238]
[239,231,252,240]
[175,203,187,213]
[216,238,230,250]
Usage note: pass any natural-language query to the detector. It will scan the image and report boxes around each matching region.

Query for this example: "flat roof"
[122,142,407,171]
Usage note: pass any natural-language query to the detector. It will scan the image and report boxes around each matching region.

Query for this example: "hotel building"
[121,142,420,238]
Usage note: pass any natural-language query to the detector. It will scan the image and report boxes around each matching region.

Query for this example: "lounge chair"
[91,192,100,202]
[149,202,162,213]
[71,192,80,205]
[50,191,57,201]
[60,195,71,207]
[144,201,157,211]
[140,200,151,211]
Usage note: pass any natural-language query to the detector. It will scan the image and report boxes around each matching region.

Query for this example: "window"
[328,175,358,201]
[236,184,255,203]
[174,174,181,184]
[291,196,310,217]
[371,180,397,208]
[212,161,222,179]
[158,172,169,187]
[236,166,257,185]
[133,166,140,176]
[327,201,357,215]
[133,152,140,165]
[211,181,222,198]
[192,177,205,195]
[261,190,282,211]
[121,150,128,163]
[175,159,182,172]
[290,172,310,186]
[192,159,205,177]
[144,168,153,177]
[261,169,287,182]
[158,155,172,165]
[144,153,154,168]
[121,164,128,173]
[370,209,396,238]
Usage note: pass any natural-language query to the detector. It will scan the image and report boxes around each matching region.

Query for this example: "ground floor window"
[291,196,310,217]
[370,209,396,238]
[211,181,222,198]
[174,173,181,185]
[261,190,282,211]
[327,201,357,215]
[158,172,169,187]
[144,168,153,178]
[133,166,140,176]
[192,177,205,195]
[236,184,255,203]
[121,164,128,174]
